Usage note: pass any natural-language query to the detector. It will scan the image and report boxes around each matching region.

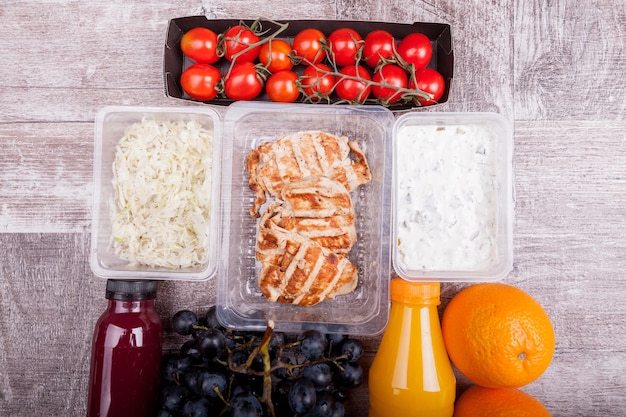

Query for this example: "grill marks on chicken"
[267,176,357,254]
[247,131,371,306]
[256,208,358,306]
[246,130,371,218]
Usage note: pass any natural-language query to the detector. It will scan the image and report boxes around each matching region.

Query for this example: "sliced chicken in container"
[246,131,371,307]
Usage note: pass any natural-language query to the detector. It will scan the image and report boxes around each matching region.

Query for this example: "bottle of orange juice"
[369,279,456,417]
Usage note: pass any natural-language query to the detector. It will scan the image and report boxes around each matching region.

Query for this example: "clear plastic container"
[216,102,394,335]
[391,112,513,282]
[90,106,223,280]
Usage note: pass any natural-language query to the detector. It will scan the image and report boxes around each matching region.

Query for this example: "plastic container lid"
[105,280,158,300]
[390,278,440,305]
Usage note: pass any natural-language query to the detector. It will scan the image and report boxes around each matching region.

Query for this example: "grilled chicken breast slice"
[264,176,357,254]
[246,130,371,218]
[256,211,358,306]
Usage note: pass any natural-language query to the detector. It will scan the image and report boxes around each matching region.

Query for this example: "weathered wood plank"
[0,123,93,233]
[514,0,626,120]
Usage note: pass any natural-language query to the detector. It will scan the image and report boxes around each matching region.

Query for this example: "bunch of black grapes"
[156,306,365,417]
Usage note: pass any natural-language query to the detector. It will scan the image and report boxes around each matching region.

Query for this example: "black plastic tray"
[164,17,454,110]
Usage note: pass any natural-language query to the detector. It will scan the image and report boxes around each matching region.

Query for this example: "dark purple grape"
[339,339,364,363]
[288,378,317,415]
[233,373,264,398]
[302,363,333,390]
[326,333,347,352]
[231,350,249,368]
[172,310,199,336]
[250,352,264,372]
[181,396,211,417]
[155,408,174,417]
[330,401,345,417]
[275,378,292,397]
[161,384,190,412]
[180,339,203,362]
[228,392,264,417]
[304,390,335,417]
[298,330,328,360]
[224,332,238,350]
[334,387,349,403]
[338,362,363,387]
[196,328,226,359]
[197,367,228,398]
[181,366,202,394]
[205,305,223,330]
[162,354,194,383]
[272,379,293,416]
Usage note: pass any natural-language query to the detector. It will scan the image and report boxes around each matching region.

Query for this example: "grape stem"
[259,320,276,417]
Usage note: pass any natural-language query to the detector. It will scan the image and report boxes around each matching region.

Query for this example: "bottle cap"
[390,278,440,305]
[105,279,158,300]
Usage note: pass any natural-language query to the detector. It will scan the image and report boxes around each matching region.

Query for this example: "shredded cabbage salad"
[110,118,213,268]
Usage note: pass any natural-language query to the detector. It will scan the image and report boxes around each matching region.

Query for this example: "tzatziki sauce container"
[391,112,513,282]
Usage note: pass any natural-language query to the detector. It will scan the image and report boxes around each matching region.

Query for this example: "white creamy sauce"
[396,124,498,272]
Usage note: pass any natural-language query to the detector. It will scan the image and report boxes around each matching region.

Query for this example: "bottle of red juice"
[86,279,162,417]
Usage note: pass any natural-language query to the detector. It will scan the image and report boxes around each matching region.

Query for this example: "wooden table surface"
[1,1,625,416]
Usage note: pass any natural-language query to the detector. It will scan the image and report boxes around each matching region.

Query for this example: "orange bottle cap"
[390,278,441,305]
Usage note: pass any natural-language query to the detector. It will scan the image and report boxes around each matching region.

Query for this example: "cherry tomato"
[300,64,335,101]
[223,25,260,62]
[397,33,432,70]
[328,28,362,67]
[409,68,445,105]
[259,39,294,72]
[292,28,326,64]
[180,27,219,64]
[224,62,263,100]
[335,65,372,103]
[266,70,300,103]
[180,64,221,101]
[363,30,396,68]
[372,64,408,104]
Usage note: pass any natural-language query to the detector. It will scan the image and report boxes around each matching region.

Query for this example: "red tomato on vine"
[223,25,260,63]
[410,68,445,105]
[397,33,432,70]
[180,64,221,101]
[258,39,294,72]
[372,64,408,104]
[180,28,220,64]
[300,64,335,101]
[335,65,372,103]
[328,28,363,67]
[266,70,300,103]
[363,30,396,68]
[292,28,327,64]
[224,62,264,100]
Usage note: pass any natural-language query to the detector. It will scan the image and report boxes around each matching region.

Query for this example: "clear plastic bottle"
[86,280,162,417]
[369,279,456,417]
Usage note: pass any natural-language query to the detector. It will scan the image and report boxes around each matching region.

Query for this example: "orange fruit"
[454,385,551,417]
[442,283,555,388]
